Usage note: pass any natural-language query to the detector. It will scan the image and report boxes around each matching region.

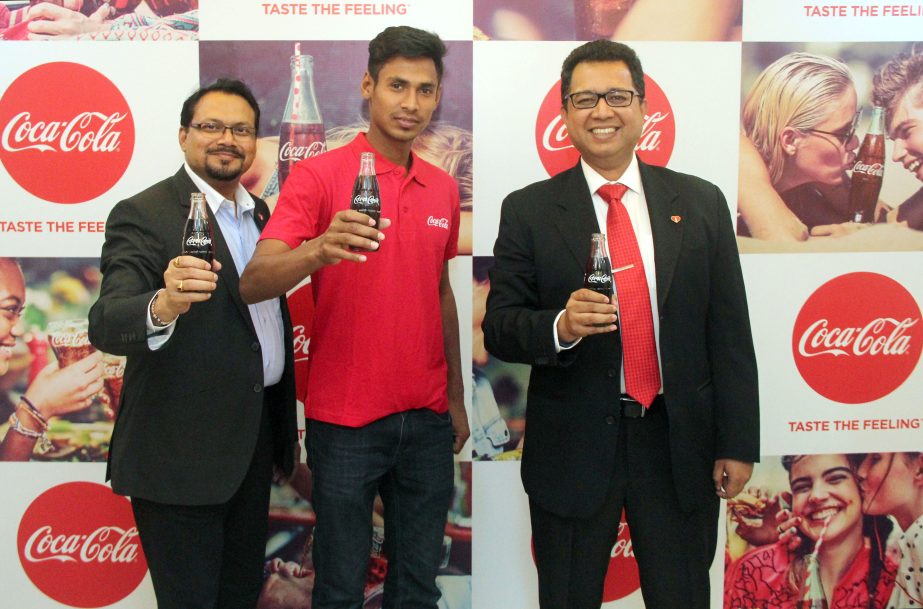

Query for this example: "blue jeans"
[306,408,454,609]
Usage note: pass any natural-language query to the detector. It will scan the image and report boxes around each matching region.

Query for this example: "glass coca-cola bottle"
[584,233,614,327]
[182,192,214,263]
[584,233,613,298]
[278,44,326,189]
[350,152,381,251]
[797,554,829,609]
[848,106,885,223]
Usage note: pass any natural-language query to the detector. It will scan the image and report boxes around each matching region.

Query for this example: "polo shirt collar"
[349,132,428,187]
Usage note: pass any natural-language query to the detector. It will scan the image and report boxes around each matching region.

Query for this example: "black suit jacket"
[88,168,297,506]
[483,160,759,518]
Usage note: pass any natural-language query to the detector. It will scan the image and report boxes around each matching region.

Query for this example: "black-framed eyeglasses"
[566,88,640,110]
[189,121,257,139]
[802,110,862,147]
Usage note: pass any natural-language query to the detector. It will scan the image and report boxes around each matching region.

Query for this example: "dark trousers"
[306,409,455,609]
[529,398,719,609]
[131,403,274,609]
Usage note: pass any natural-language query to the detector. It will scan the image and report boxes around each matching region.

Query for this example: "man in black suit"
[482,41,759,609]
[88,79,297,609]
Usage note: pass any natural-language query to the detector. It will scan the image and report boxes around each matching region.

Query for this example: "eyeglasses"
[566,89,640,110]
[188,121,257,139]
[802,111,861,147]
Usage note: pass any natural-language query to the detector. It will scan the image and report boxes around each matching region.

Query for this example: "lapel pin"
[670,215,681,224]
[257,212,265,222]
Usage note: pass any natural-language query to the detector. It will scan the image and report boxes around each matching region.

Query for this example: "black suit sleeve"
[89,197,171,355]
[706,184,760,462]
[483,192,578,369]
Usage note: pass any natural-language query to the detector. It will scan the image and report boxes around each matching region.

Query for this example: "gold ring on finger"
[178,280,184,292]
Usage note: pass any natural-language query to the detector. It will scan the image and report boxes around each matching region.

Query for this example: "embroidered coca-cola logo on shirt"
[534,75,674,177]
[0,62,135,204]
[792,272,922,403]
[17,482,147,607]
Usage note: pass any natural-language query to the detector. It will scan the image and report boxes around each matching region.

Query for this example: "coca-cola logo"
[0,62,135,204]
[286,279,315,404]
[853,161,884,177]
[530,510,639,602]
[17,482,147,607]
[534,75,675,177]
[185,235,213,248]
[353,194,380,207]
[586,273,611,285]
[792,272,922,403]
[427,216,449,229]
[279,139,326,162]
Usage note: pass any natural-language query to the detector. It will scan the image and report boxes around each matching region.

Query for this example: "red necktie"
[597,183,661,407]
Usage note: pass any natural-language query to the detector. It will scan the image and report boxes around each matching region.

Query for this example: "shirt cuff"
[553,309,581,353]
[146,290,176,350]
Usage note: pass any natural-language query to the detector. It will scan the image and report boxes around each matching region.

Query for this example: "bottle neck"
[867,106,884,136]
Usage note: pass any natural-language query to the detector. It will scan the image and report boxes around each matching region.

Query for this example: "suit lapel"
[639,161,683,310]
[172,168,257,337]
[554,164,601,272]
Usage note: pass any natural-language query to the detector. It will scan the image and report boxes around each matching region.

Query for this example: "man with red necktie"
[483,40,759,609]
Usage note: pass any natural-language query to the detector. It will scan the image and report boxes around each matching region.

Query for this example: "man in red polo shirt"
[240,26,469,609]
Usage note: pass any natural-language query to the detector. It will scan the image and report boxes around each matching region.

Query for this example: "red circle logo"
[0,62,135,204]
[17,482,147,608]
[534,76,675,177]
[531,510,640,602]
[792,272,922,404]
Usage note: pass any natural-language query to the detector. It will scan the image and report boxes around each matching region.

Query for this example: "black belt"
[619,394,663,418]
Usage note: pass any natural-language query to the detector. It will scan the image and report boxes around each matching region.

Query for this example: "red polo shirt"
[261,133,460,426]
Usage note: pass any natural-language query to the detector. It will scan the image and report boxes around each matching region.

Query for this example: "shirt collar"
[348,132,428,187]
[183,163,254,216]
[580,154,642,198]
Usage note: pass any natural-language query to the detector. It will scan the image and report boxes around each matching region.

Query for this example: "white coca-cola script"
[852,162,884,177]
[797,317,918,357]
[353,194,380,207]
[185,235,213,248]
[540,111,670,153]
[426,216,449,229]
[279,140,326,161]
[23,525,140,564]
[293,324,310,362]
[2,111,126,153]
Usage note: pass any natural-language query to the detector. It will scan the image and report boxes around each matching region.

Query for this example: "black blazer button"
[253,383,263,393]
[251,341,260,352]
[606,368,617,378]
[605,415,616,425]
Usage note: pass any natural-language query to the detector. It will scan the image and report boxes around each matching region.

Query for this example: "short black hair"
[560,40,645,106]
[368,26,447,83]
[180,78,261,134]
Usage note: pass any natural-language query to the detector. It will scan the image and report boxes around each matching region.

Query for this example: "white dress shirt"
[146,164,285,386]
[553,155,664,392]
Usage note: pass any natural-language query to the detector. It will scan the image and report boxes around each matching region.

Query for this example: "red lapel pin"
[670,215,681,223]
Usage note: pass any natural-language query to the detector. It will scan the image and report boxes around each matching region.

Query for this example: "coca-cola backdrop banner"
[1,1,922,609]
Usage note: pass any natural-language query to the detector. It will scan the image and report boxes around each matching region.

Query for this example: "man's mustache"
[207,145,243,158]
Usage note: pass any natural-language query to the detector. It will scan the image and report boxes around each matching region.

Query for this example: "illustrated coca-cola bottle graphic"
[574,0,634,39]
[350,152,381,251]
[278,43,326,189]
[797,554,829,609]
[585,233,614,327]
[848,105,885,223]
[182,192,214,263]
